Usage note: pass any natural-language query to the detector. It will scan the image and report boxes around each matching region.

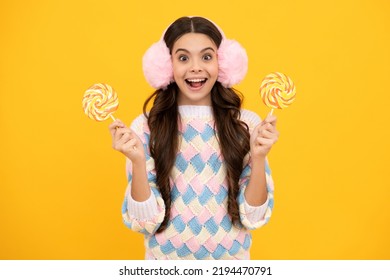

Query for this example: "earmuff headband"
[142,17,248,89]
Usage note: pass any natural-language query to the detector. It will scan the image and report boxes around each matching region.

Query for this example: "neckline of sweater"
[178,105,213,117]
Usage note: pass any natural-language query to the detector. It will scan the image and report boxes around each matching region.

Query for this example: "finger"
[252,123,264,137]
[126,128,141,140]
[128,133,142,150]
[119,131,141,147]
[109,119,125,129]
[256,137,275,147]
[125,137,136,146]
[114,128,132,142]
[127,129,137,139]
[113,127,129,138]
[109,120,126,136]
[114,131,136,151]
[256,129,276,140]
[120,131,133,143]
[259,119,278,135]
[122,140,140,153]
[264,114,277,122]
[264,115,277,126]
[121,142,136,153]
[113,132,128,150]
[119,138,138,153]
[264,123,277,134]
[258,129,275,139]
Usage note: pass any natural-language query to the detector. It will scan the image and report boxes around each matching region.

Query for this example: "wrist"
[251,154,266,167]
[128,155,146,166]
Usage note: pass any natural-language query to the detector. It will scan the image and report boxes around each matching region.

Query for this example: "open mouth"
[185,78,207,89]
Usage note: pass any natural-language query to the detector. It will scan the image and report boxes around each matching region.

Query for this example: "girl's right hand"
[109,119,145,163]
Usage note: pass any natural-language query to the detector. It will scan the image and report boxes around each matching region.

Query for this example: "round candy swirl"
[260,72,296,110]
[82,83,118,121]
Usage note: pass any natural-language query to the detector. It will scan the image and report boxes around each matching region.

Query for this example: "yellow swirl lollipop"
[260,72,296,115]
[82,83,119,121]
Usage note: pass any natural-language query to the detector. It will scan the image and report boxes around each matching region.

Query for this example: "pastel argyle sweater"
[122,106,274,260]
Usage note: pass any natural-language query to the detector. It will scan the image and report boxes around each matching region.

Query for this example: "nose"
[189,59,203,73]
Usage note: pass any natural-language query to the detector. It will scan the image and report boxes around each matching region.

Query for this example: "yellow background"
[1,0,389,259]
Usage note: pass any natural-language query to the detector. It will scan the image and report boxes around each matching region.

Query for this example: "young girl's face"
[171,33,218,106]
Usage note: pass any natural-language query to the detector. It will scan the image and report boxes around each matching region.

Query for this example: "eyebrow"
[174,47,216,54]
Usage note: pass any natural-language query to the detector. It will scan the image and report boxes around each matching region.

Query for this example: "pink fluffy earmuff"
[142,17,248,89]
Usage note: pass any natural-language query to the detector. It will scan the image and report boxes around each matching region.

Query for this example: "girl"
[109,16,279,260]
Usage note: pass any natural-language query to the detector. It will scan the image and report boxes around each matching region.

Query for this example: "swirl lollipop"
[260,72,296,115]
[82,83,119,121]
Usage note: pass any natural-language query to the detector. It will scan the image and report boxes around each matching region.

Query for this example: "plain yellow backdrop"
[1,0,389,259]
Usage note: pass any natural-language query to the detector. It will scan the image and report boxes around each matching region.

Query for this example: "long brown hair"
[143,17,250,233]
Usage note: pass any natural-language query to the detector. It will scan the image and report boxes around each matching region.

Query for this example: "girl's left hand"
[250,114,279,159]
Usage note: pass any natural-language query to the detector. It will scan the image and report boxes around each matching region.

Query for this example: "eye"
[203,54,213,61]
[178,55,188,62]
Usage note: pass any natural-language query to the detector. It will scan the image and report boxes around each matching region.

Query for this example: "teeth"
[187,78,206,82]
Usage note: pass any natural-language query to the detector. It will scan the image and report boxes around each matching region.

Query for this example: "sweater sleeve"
[237,110,275,230]
[244,196,269,223]
[121,114,165,236]
[126,182,159,220]
[238,155,274,230]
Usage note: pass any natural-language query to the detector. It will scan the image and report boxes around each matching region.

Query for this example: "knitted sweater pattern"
[122,106,274,259]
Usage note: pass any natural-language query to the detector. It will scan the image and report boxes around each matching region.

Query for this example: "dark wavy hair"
[143,17,250,233]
